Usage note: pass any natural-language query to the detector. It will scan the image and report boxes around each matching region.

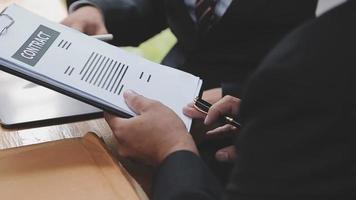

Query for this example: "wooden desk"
[0,1,152,197]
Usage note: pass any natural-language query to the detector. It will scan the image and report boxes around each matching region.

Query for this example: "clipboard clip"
[0,13,15,36]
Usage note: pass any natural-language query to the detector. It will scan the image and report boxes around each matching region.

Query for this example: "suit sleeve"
[67,0,168,46]
[221,82,243,98]
[152,151,223,200]
[224,2,356,198]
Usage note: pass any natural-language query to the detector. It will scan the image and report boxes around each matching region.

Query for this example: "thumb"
[69,22,86,33]
[123,90,153,115]
[95,25,108,35]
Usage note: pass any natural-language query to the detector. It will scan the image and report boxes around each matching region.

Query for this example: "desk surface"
[0,1,152,197]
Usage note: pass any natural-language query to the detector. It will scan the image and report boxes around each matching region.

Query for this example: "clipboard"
[0,13,14,36]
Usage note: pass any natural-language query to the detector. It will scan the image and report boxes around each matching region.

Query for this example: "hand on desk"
[104,90,198,166]
[184,95,241,162]
[61,6,108,35]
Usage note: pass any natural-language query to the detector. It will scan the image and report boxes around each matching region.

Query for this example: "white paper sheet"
[0,5,202,129]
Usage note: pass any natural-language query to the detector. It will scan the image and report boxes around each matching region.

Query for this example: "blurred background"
[0,0,346,63]
[0,0,177,63]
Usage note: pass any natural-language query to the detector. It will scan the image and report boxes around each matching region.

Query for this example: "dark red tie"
[195,0,218,31]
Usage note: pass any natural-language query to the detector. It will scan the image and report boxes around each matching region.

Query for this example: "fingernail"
[187,102,194,107]
[204,115,211,125]
[124,89,137,97]
[206,130,216,135]
[215,151,229,162]
[182,107,190,115]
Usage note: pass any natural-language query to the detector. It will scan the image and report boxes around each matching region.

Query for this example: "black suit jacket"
[153,1,356,199]
[67,0,317,96]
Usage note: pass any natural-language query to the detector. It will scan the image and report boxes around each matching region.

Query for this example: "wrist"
[157,133,198,166]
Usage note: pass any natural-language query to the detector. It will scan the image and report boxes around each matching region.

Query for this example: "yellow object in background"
[125,29,177,63]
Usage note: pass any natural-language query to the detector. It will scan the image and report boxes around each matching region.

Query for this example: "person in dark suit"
[104,0,356,199]
[63,0,317,101]
[62,2,317,180]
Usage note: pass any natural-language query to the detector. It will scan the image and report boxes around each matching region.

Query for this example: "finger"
[116,144,130,158]
[60,16,75,26]
[68,22,86,33]
[95,25,108,35]
[205,96,240,125]
[183,105,206,119]
[202,88,222,104]
[215,145,237,163]
[104,112,127,129]
[206,124,237,135]
[85,23,108,35]
[123,90,155,115]
[186,102,194,107]
[104,112,133,145]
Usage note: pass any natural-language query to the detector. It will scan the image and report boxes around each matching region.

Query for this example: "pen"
[92,34,114,42]
[193,97,241,128]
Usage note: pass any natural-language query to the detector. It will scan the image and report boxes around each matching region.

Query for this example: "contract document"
[0,5,202,129]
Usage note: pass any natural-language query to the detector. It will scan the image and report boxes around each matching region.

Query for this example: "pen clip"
[0,13,15,36]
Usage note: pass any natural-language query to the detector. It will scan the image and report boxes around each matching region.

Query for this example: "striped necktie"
[195,0,218,31]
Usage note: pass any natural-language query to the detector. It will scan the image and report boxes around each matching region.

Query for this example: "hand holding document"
[0,5,202,129]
